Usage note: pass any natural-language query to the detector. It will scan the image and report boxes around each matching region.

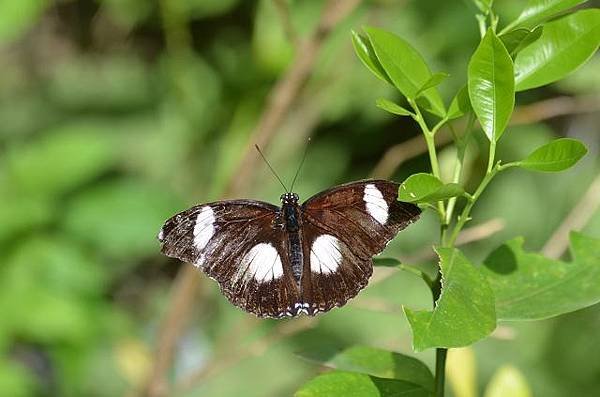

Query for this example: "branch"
[174,318,316,394]
[224,0,362,196]
[140,2,362,396]
[371,95,600,180]
[542,172,600,259]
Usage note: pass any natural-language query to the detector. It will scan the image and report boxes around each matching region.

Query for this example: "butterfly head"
[280,192,299,205]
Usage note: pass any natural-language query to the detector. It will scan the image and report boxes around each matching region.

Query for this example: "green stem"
[447,162,499,246]
[408,99,446,220]
[434,348,448,397]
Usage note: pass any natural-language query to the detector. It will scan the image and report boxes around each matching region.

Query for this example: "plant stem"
[434,348,448,397]
[408,99,446,220]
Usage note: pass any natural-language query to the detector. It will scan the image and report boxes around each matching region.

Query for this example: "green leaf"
[447,85,471,120]
[503,0,588,32]
[297,345,434,391]
[484,365,532,397]
[499,26,543,56]
[405,248,496,351]
[0,0,48,44]
[61,179,182,259]
[364,27,446,116]
[514,9,600,91]
[481,232,600,321]
[376,98,413,116]
[415,72,449,97]
[517,138,587,171]
[468,28,515,141]
[398,173,465,204]
[352,30,393,85]
[295,371,430,397]
[5,121,120,197]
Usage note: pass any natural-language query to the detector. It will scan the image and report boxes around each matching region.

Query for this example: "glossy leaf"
[405,248,496,351]
[352,30,392,85]
[468,29,515,141]
[415,72,449,97]
[295,371,430,397]
[482,232,600,321]
[297,345,434,391]
[517,138,587,171]
[447,85,471,120]
[398,173,464,204]
[364,26,446,116]
[484,366,532,397]
[500,26,543,56]
[515,9,600,91]
[503,0,588,31]
[376,98,412,116]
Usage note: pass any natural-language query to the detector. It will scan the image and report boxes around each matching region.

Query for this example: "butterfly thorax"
[280,192,303,285]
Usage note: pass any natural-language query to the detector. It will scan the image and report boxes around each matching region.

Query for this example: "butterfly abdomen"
[283,201,304,285]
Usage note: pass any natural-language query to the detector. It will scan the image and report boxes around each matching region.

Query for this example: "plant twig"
[224,0,362,196]
[140,2,362,396]
[273,0,298,45]
[371,95,600,180]
[174,318,316,394]
[542,172,600,259]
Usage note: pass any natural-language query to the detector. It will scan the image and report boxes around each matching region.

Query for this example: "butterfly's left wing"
[158,200,301,318]
[298,180,420,314]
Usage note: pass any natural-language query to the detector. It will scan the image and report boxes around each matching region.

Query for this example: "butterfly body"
[158,180,420,318]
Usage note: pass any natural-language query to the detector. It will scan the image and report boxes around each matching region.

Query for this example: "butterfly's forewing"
[159,200,300,318]
[299,180,421,313]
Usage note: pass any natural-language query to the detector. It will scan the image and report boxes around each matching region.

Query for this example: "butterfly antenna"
[255,144,289,192]
[289,137,311,192]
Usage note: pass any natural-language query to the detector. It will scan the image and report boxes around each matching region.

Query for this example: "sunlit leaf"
[398,173,464,204]
[0,0,48,44]
[481,232,600,320]
[484,365,532,397]
[447,347,478,397]
[514,9,600,91]
[468,28,515,141]
[295,371,430,397]
[517,138,587,171]
[297,345,434,391]
[364,27,446,116]
[405,248,496,351]
[376,98,412,116]
[352,31,393,85]
[415,72,449,97]
[502,0,588,32]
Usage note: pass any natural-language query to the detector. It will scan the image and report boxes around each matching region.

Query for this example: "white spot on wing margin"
[364,184,389,224]
[193,206,215,251]
[310,235,342,274]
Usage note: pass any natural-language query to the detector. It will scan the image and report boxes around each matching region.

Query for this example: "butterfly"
[158,180,421,318]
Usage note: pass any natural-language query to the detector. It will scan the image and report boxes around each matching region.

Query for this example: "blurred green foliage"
[0,1,598,396]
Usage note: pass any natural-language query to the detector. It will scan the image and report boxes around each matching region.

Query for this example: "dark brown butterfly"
[158,180,421,318]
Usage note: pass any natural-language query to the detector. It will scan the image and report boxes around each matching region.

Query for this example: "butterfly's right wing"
[158,200,300,318]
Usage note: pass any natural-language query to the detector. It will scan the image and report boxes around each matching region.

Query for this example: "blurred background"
[0,1,599,396]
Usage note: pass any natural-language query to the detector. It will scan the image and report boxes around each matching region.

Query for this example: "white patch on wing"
[310,235,342,274]
[193,206,215,250]
[240,243,284,283]
[364,184,389,224]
